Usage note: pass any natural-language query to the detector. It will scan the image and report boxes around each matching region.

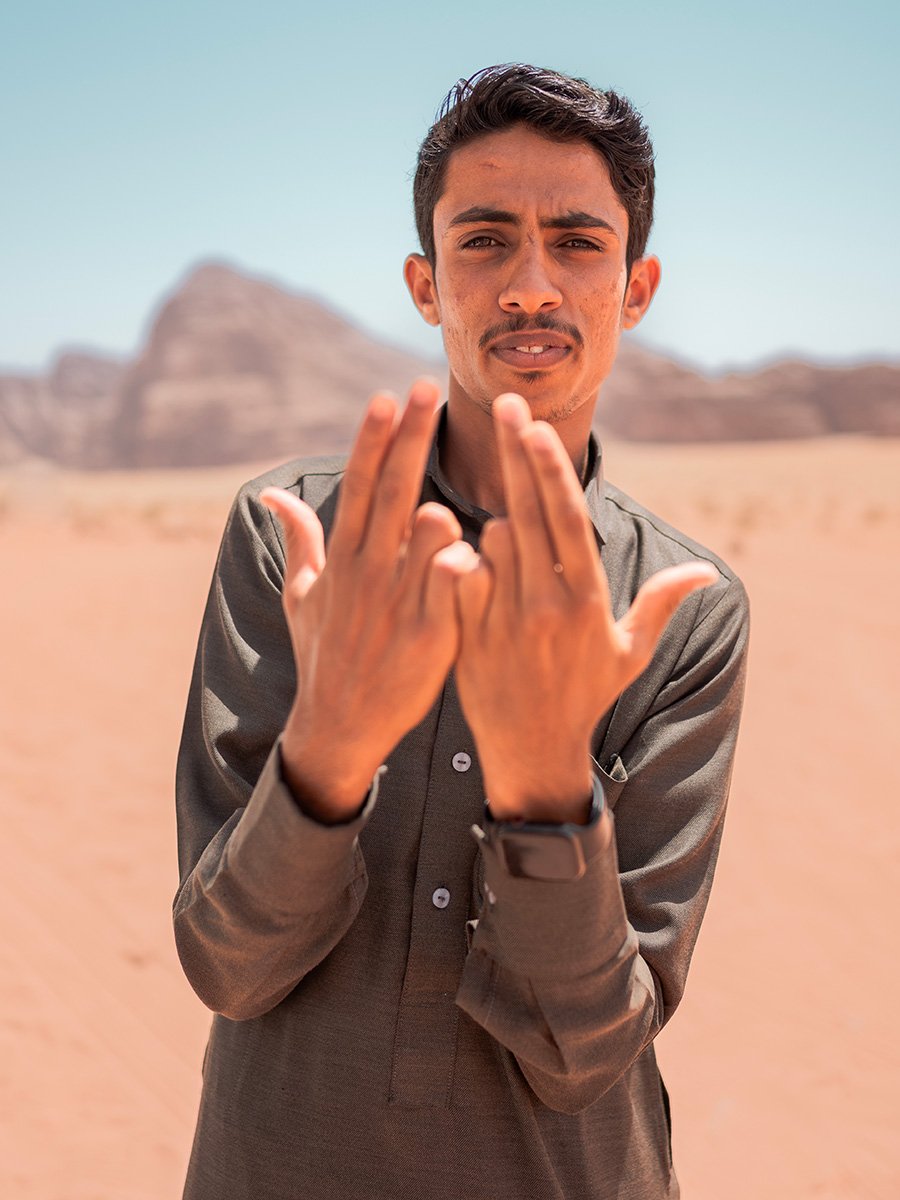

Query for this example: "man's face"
[406,123,658,424]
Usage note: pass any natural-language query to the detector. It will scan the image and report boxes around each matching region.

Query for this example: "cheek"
[593,270,629,318]
[437,313,478,388]
[584,291,626,344]
[436,291,482,354]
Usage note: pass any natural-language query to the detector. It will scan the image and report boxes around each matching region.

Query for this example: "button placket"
[389,674,484,1107]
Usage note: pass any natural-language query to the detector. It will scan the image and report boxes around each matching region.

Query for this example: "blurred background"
[0,2,898,1197]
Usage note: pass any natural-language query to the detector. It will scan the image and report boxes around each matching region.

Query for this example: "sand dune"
[1,436,898,1199]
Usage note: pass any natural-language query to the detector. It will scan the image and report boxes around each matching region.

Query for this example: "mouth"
[488,331,573,371]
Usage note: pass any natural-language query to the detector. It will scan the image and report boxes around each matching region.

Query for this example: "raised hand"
[455,393,718,824]
[261,380,477,823]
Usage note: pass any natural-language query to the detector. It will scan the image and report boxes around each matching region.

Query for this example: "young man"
[174,64,749,1199]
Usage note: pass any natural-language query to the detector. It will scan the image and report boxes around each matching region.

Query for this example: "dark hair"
[413,64,655,272]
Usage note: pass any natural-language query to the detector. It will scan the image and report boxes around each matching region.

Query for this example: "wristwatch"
[476,772,609,882]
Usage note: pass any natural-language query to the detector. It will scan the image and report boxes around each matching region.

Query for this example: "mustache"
[478,314,584,352]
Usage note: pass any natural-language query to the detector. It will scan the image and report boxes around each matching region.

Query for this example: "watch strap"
[476,772,609,881]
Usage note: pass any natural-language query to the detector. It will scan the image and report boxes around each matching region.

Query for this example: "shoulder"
[603,481,738,581]
[237,453,350,507]
[216,454,350,583]
[235,452,350,531]
[601,479,749,638]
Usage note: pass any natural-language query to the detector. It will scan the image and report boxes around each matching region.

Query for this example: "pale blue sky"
[1,0,896,373]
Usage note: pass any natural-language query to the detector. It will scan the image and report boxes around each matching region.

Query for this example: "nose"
[498,243,562,315]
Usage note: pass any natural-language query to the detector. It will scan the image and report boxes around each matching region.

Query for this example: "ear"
[404,253,441,327]
[622,255,661,330]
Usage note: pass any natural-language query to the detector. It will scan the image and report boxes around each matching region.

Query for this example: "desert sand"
[1,435,898,1199]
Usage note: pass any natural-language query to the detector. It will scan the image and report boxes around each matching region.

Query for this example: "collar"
[424,405,608,546]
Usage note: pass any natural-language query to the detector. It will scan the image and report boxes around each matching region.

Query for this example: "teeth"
[514,345,548,354]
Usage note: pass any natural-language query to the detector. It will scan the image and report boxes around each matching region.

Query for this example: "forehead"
[435,124,627,234]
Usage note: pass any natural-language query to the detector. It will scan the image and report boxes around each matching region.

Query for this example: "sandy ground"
[1,436,898,1199]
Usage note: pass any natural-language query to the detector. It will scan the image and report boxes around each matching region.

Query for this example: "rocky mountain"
[601,344,900,441]
[0,261,897,468]
[0,351,127,468]
[113,263,445,467]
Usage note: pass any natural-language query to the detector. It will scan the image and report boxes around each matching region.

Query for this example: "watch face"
[499,831,586,881]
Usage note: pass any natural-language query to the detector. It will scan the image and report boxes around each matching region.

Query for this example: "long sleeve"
[173,478,373,1022]
[455,576,749,1114]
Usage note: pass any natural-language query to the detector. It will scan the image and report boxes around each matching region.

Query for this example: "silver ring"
[552,562,564,574]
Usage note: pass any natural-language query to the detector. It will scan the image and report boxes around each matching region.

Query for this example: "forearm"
[456,805,659,1114]
[174,739,376,1020]
[457,578,749,1113]
[173,482,365,1020]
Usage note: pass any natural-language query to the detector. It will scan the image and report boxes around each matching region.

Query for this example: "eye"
[460,234,501,249]
[560,237,604,251]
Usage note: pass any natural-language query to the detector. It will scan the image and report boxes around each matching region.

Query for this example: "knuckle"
[376,474,407,508]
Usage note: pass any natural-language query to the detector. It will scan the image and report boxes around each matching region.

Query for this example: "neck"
[440,388,595,515]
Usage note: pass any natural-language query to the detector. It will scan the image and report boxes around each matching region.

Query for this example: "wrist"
[281,717,381,824]
[481,754,594,825]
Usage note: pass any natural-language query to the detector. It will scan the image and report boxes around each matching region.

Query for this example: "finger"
[362,378,442,561]
[423,540,480,632]
[260,488,326,599]
[328,390,399,559]
[456,555,493,644]
[520,420,605,598]
[493,394,558,600]
[478,518,516,627]
[396,503,462,615]
[618,562,719,671]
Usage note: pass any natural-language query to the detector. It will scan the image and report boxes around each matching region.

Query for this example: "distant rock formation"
[601,345,900,440]
[113,263,443,467]
[0,260,897,468]
[0,351,127,467]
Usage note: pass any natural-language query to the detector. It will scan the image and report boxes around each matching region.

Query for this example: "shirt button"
[452,752,471,773]
[432,887,451,909]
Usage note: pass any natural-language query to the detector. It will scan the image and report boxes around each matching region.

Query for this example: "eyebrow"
[447,206,617,235]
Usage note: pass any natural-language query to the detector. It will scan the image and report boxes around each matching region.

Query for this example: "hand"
[455,393,718,824]
[261,380,477,823]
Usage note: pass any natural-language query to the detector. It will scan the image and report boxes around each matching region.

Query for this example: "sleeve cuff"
[468,780,627,979]
[222,737,380,915]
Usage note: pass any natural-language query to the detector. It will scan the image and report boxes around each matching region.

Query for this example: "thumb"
[260,487,326,598]
[619,561,719,670]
